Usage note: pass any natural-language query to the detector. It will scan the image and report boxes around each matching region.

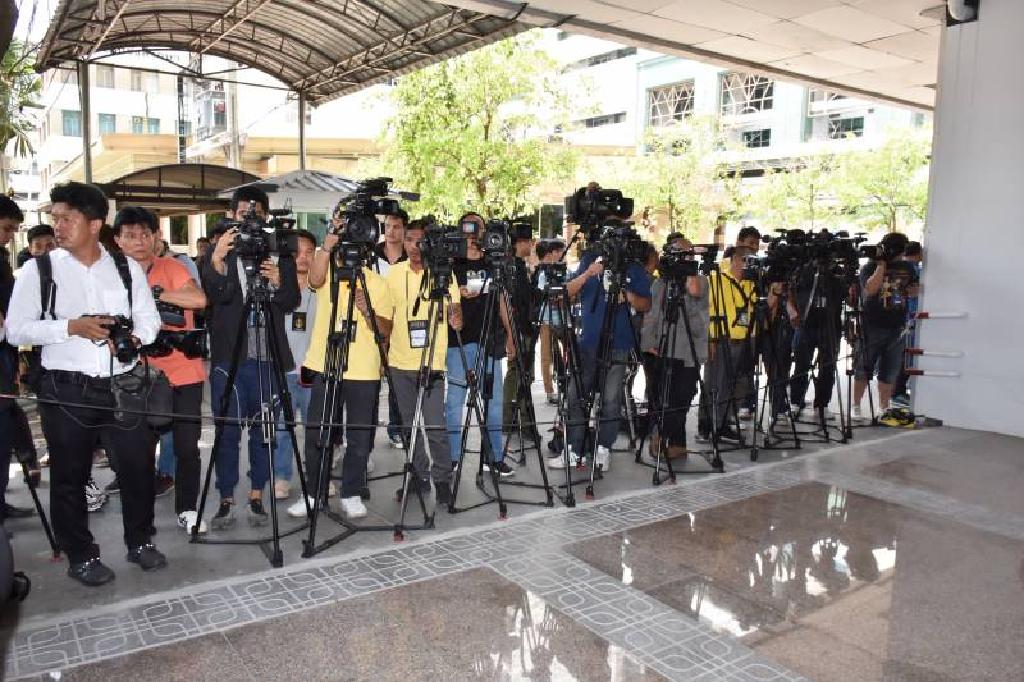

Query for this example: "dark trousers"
[699,339,749,435]
[304,374,379,498]
[567,348,629,454]
[170,382,203,514]
[503,342,537,429]
[790,325,840,409]
[0,404,12,519]
[763,321,794,418]
[210,360,280,499]
[38,372,155,563]
[646,356,699,447]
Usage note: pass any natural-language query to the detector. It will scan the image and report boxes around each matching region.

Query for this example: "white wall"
[916,0,1024,437]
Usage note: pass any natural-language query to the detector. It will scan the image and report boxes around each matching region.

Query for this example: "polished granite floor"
[5,415,1023,680]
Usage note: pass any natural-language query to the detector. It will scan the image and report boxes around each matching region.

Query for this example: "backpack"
[36,249,133,321]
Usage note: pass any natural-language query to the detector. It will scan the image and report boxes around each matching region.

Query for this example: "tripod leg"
[18,458,59,558]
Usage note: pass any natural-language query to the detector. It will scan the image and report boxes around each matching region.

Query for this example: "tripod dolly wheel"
[301,541,314,559]
[584,485,595,500]
[393,528,405,542]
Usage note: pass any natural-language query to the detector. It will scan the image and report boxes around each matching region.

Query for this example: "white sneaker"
[366,456,375,474]
[177,510,208,535]
[287,496,315,518]
[547,447,581,470]
[595,446,611,473]
[340,496,367,519]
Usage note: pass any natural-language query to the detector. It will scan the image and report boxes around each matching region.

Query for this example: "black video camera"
[479,219,512,260]
[564,186,634,239]
[150,286,186,327]
[143,329,208,359]
[859,232,908,263]
[228,204,298,272]
[335,177,401,246]
[536,261,568,290]
[590,221,646,273]
[658,243,718,282]
[418,222,468,298]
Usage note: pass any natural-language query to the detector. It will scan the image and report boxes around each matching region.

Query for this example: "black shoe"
[695,431,710,443]
[211,500,236,530]
[435,481,452,506]
[483,461,516,477]
[67,557,116,586]
[104,476,120,495]
[718,428,742,443]
[2,503,35,519]
[126,543,167,571]
[247,499,269,527]
[154,474,175,498]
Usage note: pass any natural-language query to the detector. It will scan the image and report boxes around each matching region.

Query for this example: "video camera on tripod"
[224,204,299,277]
[589,220,647,273]
[659,243,719,281]
[418,220,468,299]
[564,186,634,241]
[858,231,908,264]
[743,229,866,285]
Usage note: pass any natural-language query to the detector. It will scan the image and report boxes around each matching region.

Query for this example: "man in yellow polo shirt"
[386,219,462,506]
[697,245,757,443]
[287,228,394,520]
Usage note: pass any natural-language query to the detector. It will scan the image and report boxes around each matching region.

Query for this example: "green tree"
[752,154,841,230]
[833,127,931,232]
[621,117,739,242]
[381,32,577,219]
[0,39,42,159]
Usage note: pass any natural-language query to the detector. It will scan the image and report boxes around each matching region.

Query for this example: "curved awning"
[36,0,525,104]
[98,162,261,214]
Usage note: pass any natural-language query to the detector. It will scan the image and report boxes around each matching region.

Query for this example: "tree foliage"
[752,154,841,231]
[833,127,931,232]
[0,39,42,159]
[620,117,739,242]
[381,32,577,220]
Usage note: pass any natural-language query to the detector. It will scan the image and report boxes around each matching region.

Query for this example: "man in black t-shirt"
[852,232,919,419]
[444,212,517,477]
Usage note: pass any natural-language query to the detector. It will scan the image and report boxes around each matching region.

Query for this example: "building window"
[828,116,864,139]
[131,116,144,134]
[214,101,227,127]
[741,128,771,148]
[98,113,116,134]
[96,65,115,88]
[130,70,159,93]
[563,46,637,71]
[61,110,82,137]
[721,73,774,116]
[147,118,160,134]
[647,81,695,127]
[576,112,627,128]
[169,215,188,246]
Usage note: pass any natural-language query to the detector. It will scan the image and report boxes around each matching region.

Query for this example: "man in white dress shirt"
[6,182,164,586]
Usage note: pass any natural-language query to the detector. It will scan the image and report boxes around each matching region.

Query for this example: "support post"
[77,61,93,182]
[298,92,307,170]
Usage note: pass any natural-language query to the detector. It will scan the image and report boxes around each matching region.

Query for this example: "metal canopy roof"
[98,162,261,214]
[36,0,526,104]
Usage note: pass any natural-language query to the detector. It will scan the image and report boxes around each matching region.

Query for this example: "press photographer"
[445,212,516,478]
[556,186,651,474]
[6,182,165,586]
[198,186,300,529]
[287,188,393,520]
[107,206,209,536]
[853,232,919,420]
[640,236,710,459]
[385,219,462,505]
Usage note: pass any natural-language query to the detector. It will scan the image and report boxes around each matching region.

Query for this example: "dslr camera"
[335,177,401,246]
[143,329,208,359]
[564,186,634,240]
[227,204,299,273]
[88,314,137,364]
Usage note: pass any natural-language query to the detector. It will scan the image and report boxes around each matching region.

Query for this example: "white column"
[915,0,1024,437]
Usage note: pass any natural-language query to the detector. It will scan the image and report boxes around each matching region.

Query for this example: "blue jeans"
[446,344,504,464]
[157,431,175,477]
[210,360,281,499]
[274,372,310,481]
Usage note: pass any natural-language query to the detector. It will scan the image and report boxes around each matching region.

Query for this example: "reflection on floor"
[4,426,1023,681]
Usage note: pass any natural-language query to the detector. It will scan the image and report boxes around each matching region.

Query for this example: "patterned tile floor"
[4,425,1023,680]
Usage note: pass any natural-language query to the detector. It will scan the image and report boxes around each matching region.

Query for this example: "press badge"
[408,319,428,348]
[291,312,307,332]
[736,309,750,327]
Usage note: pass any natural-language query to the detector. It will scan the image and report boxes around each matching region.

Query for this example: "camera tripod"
[633,274,724,480]
[191,263,311,568]
[302,255,433,557]
[451,256,554,511]
[842,284,880,434]
[787,262,849,445]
